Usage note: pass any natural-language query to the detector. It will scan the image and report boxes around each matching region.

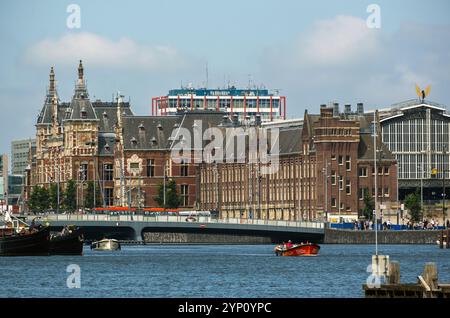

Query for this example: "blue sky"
[1,0,450,158]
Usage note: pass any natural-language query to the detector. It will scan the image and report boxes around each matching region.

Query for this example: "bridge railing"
[38,214,324,229]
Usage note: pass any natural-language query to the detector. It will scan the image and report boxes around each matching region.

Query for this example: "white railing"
[36,214,324,229]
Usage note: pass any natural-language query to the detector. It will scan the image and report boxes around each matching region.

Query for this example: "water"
[0,244,449,298]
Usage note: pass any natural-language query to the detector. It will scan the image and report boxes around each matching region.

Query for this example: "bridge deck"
[31,214,324,233]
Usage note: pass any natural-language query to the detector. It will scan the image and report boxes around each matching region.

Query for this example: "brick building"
[28,61,227,211]
[199,104,398,222]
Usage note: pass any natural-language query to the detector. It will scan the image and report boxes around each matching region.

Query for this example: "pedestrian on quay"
[446,219,449,229]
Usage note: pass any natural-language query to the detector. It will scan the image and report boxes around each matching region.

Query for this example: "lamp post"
[420,150,427,218]
[163,161,167,209]
[443,145,447,229]
[373,111,378,256]
[322,160,330,223]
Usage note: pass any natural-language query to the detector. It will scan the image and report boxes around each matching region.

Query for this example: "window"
[331,170,336,185]
[359,187,369,200]
[331,198,336,207]
[359,167,368,177]
[384,187,389,197]
[339,176,343,190]
[146,159,155,177]
[384,167,389,175]
[331,155,336,160]
[181,185,189,206]
[338,156,343,165]
[104,163,113,181]
[378,187,382,197]
[340,202,344,210]
[181,160,189,176]
[79,163,88,181]
[104,188,114,206]
[346,156,351,171]
[346,178,351,195]
[378,167,383,175]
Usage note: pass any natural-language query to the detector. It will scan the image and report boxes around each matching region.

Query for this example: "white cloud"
[293,15,380,66]
[261,16,450,115]
[24,32,189,71]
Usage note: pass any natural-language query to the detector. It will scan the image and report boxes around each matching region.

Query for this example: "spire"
[116,92,123,129]
[38,67,59,125]
[78,60,84,81]
[51,92,59,136]
[74,59,89,98]
[49,67,55,92]
[68,60,96,120]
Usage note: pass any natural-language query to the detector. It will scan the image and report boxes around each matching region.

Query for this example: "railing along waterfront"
[37,214,324,229]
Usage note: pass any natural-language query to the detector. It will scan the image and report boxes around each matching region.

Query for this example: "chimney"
[344,104,351,114]
[357,102,364,115]
[320,104,333,118]
[333,103,339,117]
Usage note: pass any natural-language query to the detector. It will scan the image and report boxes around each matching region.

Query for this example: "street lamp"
[419,150,427,218]
[443,145,447,229]
[322,160,331,223]
[79,166,86,212]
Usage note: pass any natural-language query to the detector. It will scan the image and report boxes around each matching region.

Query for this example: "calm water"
[1,244,449,298]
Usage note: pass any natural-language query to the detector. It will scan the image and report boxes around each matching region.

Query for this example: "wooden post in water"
[423,263,438,289]
[440,230,444,249]
[387,261,400,285]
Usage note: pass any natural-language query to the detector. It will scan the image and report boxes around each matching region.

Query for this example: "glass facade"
[381,106,450,180]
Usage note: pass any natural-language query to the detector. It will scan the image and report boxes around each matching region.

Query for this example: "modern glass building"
[152,87,286,122]
[11,138,35,175]
[379,99,450,200]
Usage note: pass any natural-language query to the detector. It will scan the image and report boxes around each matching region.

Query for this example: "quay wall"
[324,228,444,244]
[143,232,272,244]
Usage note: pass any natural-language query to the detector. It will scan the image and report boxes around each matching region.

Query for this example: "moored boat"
[50,225,84,255]
[274,242,320,256]
[0,225,50,256]
[91,238,121,251]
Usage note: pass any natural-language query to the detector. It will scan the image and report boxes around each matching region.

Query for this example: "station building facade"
[378,99,450,200]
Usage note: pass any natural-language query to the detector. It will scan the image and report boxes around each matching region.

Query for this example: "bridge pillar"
[133,224,145,242]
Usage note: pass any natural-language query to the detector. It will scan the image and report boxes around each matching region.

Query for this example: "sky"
[1,0,450,160]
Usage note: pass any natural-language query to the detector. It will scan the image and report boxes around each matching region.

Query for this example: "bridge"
[27,214,325,244]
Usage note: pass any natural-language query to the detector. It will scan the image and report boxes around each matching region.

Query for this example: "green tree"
[28,185,41,213]
[362,191,375,221]
[84,181,101,209]
[49,183,59,209]
[63,180,77,213]
[154,179,181,209]
[404,192,422,224]
[38,186,50,211]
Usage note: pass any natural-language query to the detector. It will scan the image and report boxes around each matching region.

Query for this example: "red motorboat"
[274,242,320,256]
